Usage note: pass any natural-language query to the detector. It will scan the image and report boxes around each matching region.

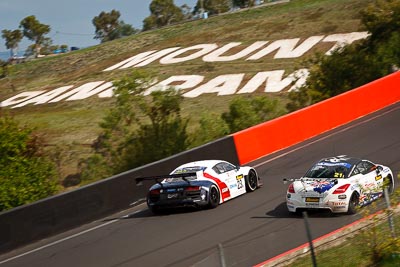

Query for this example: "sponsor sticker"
[305,197,320,202]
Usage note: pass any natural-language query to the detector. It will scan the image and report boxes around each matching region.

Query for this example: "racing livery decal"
[203,172,231,201]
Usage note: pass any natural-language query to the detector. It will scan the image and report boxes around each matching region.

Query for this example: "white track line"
[0,209,144,265]
[253,105,399,168]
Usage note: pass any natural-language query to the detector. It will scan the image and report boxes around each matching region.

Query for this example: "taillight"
[288,183,295,193]
[185,186,201,191]
[333,184,350,194]
[149,189,160,195]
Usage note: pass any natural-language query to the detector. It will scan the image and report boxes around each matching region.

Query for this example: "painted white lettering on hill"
[0,32,369,109]
[104,32,368,70]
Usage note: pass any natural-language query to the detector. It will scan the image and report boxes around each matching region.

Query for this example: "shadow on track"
[251,202,342,219]
[102,206,204,221]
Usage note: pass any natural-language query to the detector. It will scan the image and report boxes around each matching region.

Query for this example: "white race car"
[136,160,262,214]
[285,155,394,214]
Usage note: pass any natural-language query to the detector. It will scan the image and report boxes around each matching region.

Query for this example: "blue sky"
[0,0,197,53]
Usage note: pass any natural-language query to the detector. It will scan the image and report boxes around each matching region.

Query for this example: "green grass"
[290,220,400,267]
[0,0,374,182]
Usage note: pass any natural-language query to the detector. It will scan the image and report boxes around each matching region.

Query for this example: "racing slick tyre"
[347,192,359,215]
[208,185,220,209]
[245,170,258,192]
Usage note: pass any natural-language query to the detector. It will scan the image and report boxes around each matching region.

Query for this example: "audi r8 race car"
[136,160,262,213]
[285,155,394,214]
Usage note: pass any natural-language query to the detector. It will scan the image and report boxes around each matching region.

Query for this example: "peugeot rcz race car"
[285,155,394,214]
[136,160,262,213]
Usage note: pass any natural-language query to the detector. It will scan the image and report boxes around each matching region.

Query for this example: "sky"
[0,0,198,54]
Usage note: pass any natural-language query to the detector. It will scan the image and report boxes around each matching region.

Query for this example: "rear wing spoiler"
[283,178,338,184]
[135,172,199,186]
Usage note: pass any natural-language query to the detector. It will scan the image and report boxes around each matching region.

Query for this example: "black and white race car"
[136,160,262,213]
[285,155,395,214]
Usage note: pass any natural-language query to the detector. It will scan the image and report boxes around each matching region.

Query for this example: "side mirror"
[283,178,295,184]
[376,165,383,174]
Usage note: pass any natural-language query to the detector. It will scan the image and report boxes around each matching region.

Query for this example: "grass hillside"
[0,0,373,184]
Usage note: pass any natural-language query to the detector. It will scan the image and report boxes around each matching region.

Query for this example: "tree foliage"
[190,112,230,147]
[92,10,137,43]
[194,0,231,15]
[81,71,190,181]
[19,16,51,57]
[1,29,23,58]
[143,0,185,31]
[233,0,256,8]
[286,0,400,112]
[0,113,57,211]
[222,96,283,133]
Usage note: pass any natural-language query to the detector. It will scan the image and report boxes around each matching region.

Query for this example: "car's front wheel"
[245,170,258,192]
[208,185,220,209]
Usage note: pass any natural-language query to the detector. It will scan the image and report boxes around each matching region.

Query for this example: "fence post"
[303,211,317,267]
[384,187,396,238]
[218,243,227,267]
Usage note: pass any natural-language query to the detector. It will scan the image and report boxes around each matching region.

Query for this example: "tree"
[143,0,185,31]
[361,0,400,46]
[222,96,283,133]
[121,88,189,170]
[194,0,230,16]
[181,4,193,20]
[190,112,229,147]
[19,15,51,57]
[1,29,23,58]
[92,10,137,43]
[233,0,255,8]
[361,0,400,69]
[0,112,57,211]
[286,0,400,112]
[81,70,190,181]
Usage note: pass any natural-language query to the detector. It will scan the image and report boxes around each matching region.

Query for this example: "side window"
[355,161,375,175]
[363,161,376,173]
[223,162,236,172]
[213,163,225,174]
[355,162,367,175]
[350,167,360,176]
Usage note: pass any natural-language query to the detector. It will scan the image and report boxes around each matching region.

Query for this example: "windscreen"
[305,162,352,178]
[172,166,206,174]
[166,166,206,182]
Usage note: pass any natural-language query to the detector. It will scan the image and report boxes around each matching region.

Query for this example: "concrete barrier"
[0,136,238,253]
[232,71,400,164]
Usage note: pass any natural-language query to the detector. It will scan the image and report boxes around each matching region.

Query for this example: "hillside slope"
[0,0,373,183]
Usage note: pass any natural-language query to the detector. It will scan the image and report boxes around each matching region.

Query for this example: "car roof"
[317,156,362,168]
[175,160,227,169]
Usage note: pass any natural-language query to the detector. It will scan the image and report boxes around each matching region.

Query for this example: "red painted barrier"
[233,71,400,164]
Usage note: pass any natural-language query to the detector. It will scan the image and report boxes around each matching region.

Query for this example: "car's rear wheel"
[347,192,359,214]
[208,185,220,209]
[383,175,394,195]
[245,170,258,192]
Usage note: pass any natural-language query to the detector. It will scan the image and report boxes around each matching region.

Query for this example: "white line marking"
[0,209,144,265]
[253,105,399,168]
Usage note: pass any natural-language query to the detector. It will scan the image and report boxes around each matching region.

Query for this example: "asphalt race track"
[1,102,399,267]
